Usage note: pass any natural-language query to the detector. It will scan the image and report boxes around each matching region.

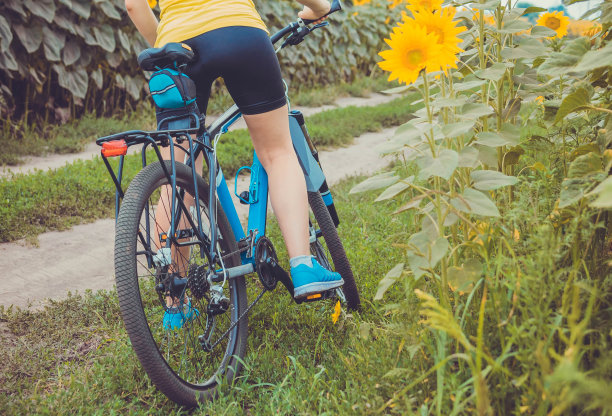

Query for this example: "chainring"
[254,236,279,290]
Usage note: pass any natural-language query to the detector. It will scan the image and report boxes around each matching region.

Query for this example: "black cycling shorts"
[156,25,286,124]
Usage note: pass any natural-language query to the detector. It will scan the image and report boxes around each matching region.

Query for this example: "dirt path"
[0,93,397,177]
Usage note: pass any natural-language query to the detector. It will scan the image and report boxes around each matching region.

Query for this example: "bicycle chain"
[216,237,252,264]
[205,287,268,351]
[201,232,276,351]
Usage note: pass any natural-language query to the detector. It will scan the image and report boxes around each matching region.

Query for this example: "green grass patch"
[0,95,419,243]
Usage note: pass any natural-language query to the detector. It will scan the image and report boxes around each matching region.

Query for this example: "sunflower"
[537,11,569,38]
[410,6,465,73]
[353,0,372,5]
[147,0,157,8]
[407,0,443,11]
[378,22,443,85]
[583,22,603,37]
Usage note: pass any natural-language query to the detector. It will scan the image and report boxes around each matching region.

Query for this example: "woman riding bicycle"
[124,0,344,329]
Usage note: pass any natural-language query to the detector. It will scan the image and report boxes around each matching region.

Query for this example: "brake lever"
[280,20,330,49]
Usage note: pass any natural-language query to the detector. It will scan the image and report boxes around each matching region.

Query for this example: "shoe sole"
[293,279,344,299]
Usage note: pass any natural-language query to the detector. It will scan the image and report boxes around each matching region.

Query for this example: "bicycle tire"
[114,160,248,407]
[307,191,360,310]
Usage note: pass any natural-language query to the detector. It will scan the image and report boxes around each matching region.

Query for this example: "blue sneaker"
[291,259,344,299]
[163,299,200,330]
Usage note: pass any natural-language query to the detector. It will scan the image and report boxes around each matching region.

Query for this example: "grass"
[0,95,420,244]
[0,74,399,166]
[1,150,610,414]
[0,177,411,415]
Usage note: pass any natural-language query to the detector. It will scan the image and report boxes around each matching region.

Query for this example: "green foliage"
[258,0,395,87]
[350,0,612,414]
[0,103,156,166]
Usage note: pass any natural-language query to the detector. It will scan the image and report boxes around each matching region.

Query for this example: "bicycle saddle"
[137,43,195,71]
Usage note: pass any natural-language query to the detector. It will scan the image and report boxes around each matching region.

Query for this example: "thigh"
[181,26,286,116]
[214,26,287,115]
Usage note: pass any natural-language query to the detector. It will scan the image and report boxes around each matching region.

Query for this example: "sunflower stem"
[422,71,437,157]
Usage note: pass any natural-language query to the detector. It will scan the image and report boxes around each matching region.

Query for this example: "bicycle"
[96,0,358,407]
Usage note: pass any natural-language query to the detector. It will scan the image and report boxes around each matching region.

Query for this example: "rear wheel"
[307,191,360,310]
[114,161,248,407]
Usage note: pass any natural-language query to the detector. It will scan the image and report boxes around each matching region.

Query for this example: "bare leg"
[154,143,203,307]
[243,104,310,258]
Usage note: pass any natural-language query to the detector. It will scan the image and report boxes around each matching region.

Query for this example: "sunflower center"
[406,49,424,68]
[545,16,561,30]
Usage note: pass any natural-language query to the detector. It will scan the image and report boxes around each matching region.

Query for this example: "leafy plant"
[351,0,612,414]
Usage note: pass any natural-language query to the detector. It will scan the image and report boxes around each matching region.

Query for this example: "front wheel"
[308,191,360,310]
[114,161,248,407]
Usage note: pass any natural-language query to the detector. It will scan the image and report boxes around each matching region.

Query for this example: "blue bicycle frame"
[96,10,343,287]
[194,103,329,283]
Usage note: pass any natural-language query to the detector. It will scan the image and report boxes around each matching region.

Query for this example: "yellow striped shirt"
[155,0,268,47]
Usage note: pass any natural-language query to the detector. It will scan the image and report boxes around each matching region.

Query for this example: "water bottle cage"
[234,166,258,204]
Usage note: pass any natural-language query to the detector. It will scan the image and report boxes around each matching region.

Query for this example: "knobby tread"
[114,161,247,407]
[308,191,360,310]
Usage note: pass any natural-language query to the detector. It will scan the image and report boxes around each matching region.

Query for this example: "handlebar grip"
[300,0,342,25]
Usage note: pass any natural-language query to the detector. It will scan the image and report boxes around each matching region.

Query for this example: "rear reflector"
[102,140,128,157]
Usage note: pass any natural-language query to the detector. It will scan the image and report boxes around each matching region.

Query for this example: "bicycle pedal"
[299,289,336,303]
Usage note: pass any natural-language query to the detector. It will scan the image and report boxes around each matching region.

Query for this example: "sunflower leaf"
[349,172,399,194]
[554,87,591,124]
[451,188,500,217]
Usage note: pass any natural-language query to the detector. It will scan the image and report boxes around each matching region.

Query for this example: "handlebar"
[300,0,343,25]
[270,0,342,47]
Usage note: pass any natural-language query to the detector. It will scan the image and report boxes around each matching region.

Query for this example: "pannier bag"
[149,68,197,109]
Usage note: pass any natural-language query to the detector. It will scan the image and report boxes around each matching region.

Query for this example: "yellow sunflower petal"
[472,10,496,26]
[406,0,442,11]
[332,301,342,324]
